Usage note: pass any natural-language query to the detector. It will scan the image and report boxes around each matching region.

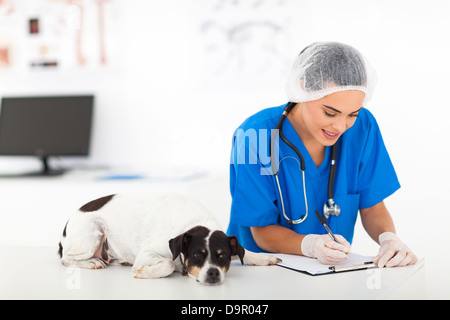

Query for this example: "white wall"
[1,0,449,257]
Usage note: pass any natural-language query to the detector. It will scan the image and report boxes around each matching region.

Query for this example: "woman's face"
[294,90,366,147]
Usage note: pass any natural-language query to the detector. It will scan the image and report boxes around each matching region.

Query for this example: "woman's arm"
[250,225,305,255]
[360,201,396,244]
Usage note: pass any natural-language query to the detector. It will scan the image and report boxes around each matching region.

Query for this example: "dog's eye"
[194,252,202,259]
[217,252,228,261]
[194,250,206,260]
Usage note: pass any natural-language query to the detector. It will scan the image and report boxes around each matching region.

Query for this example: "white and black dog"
[59,193,279,285]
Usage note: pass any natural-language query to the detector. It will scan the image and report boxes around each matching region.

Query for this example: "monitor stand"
[0,155,65,178]
[33,155,65,176]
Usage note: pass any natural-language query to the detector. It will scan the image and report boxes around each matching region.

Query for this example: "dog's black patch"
[169,226,209,261]
[79,194,115,212]
[209,231,245,269]
[62,221,68,237]
[227,234,245,265]
[58,221,69,258]
[58,242,63,258]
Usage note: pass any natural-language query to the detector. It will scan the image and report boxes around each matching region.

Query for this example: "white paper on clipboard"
[272,253,376,275]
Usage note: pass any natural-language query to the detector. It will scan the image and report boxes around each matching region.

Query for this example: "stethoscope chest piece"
[323,200,341,219]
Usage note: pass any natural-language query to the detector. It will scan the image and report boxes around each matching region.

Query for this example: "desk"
[0,246,424,300]
[0,169,439,299]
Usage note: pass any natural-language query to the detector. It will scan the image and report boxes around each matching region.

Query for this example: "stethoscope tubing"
[275,167,308,225]
[270,102,338,224]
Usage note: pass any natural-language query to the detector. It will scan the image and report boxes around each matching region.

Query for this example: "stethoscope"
[270,102,341,224]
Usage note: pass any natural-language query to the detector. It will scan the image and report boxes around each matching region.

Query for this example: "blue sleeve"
[229,130,279,227]
[357,114,401,209]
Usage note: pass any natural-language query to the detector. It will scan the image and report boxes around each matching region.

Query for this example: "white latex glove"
[301,234,351,264]
[373,232,418,268]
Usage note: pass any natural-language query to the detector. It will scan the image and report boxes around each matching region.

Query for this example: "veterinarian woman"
[227,42,418,268]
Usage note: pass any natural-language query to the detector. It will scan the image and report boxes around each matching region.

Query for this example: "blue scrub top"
[227,103,400,252]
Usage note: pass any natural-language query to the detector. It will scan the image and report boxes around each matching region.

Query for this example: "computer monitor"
[0,95,94,176]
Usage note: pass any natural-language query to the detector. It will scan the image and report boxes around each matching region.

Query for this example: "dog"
[58,193,279,285]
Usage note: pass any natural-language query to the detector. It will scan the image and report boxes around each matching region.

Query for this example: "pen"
[315,210,338,243]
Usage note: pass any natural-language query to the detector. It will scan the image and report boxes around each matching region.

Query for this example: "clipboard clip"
[329,261,377,273]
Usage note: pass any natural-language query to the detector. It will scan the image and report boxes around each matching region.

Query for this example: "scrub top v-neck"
[227,103,400,253]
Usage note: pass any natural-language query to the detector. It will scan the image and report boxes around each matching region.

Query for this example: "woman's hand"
[373,232,418,268]
[301,234,351,264]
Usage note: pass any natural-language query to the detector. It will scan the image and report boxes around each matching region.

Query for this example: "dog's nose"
[206,268,221,283]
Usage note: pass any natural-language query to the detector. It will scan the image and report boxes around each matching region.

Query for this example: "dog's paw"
[134,260,175,279]
[62,258,107,270]
[264,254,282,266]
[84,258,107,269]
[244,250,281,266]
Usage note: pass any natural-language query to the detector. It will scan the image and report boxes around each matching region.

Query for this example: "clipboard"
[272,253,377,276]
[328,261,377,273]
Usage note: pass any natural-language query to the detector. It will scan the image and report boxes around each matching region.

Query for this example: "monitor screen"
[0,95,94,157]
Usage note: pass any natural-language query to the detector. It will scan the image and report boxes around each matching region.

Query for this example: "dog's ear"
[228,235,245,265]
[169,232,191,261]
